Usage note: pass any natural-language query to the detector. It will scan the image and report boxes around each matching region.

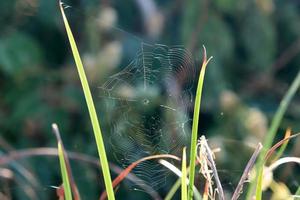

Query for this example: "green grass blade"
[59,2,115,199]
[52,123,81,200]
[247,70,300,199]
[260,70,300,156]
[188,46,211,200]
[165,179,181,200]
[165,175,202,200]
[58,141,73,200]
[255,167,263,200]
[181,147,187,200]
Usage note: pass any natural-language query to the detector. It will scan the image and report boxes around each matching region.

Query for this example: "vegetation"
[0,1,300,200]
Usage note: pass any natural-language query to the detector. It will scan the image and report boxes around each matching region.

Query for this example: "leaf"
[52,124,81,200]
[58,2,115,199]
[188,46,212,200]
[53,124,73,200]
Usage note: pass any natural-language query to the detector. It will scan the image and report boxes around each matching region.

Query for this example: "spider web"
[98,42,197,189]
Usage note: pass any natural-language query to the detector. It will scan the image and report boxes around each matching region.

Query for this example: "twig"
[231,143,262,200]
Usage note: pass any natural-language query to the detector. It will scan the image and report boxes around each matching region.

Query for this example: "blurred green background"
[0,0,300,199]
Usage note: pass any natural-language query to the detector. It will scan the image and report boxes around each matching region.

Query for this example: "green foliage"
[0,0,300,199]
[58,142,73,200]
[0,33,42,76]
[240,10,276,71]
[188,50,210,200]
[59,3,115,199]
[251,71,300,199]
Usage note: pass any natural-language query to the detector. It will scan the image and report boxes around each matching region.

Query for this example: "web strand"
[98,43,196,189]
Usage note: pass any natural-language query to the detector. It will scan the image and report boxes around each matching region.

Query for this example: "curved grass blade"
[270,128,291,163]
[58,1,115,199]
[100,154,180,200]
[188,46,212,200]
[247,70,300,200]
[159,160,201,200]
[265,132,300,162]
[182,147,187,200]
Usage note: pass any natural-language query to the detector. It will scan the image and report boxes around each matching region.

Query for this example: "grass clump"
[249,70,300,199]
[54,7,300,197]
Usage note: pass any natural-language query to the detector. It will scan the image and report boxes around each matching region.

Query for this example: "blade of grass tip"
[247,70,300,200]
[231,143,262,200]
[265,132,300,162]
[188,46,212,200]
[52,124,81,200]
[182,147,187,200]
[270,128,291,163]
[52,124,72,200]
[58,2,115,200]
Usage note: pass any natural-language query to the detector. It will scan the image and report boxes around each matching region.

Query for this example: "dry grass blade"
[265,132,300,162]
[271,128,291,163]
[203,181,209,200]
[231,143,262,200]
[0,147,162,200]
[99,154,180,200]
[197,136,224,200]
[52,123,81,200]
